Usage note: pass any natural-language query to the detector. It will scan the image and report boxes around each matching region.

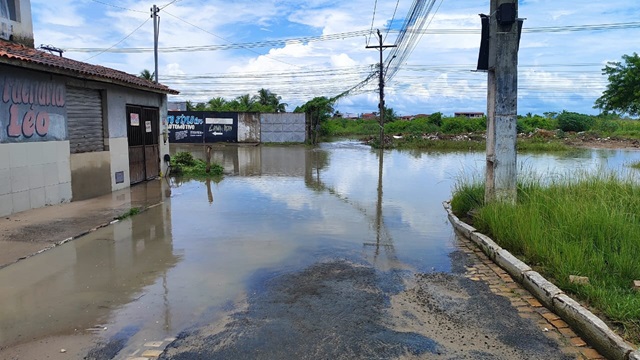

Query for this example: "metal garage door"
[66,87,104,153]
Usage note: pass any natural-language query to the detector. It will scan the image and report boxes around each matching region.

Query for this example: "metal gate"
[126,105,159,184]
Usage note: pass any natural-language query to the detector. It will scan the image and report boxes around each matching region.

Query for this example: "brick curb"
[443,201,639,360]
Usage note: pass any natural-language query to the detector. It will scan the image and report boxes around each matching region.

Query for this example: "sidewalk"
[0,179,169,269]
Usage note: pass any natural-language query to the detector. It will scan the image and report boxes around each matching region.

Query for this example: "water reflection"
[4,142,640,356]
[0,197,178,348]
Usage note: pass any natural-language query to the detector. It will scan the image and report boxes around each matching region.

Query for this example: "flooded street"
[2,141,640,359]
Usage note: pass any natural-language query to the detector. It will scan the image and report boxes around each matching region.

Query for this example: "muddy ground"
[159,251,575,360]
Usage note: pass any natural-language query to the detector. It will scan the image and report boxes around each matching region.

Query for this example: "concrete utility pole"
[484,0,522,204]
[367,30,396,149]
[151,5,159,83]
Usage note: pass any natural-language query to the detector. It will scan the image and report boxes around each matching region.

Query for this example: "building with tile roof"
[0,0,179,217]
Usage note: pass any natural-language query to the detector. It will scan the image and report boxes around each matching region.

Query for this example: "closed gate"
[127,105,160,184]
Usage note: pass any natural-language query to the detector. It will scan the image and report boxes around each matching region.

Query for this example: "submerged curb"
[443,201,639,360]
[0,202,164,271]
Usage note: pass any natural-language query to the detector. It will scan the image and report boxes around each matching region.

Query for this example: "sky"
[29,0,640,117]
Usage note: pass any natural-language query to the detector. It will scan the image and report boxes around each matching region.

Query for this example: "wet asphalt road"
[156,250,575,360]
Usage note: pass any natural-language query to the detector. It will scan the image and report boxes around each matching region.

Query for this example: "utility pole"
[367,29,396,149]
[151,4,159,83]
[483,0,523,204]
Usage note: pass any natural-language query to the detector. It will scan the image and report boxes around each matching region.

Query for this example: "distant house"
[0,0,179,217]
[168,101,187,111]
[361,113,377,120]
[455,112,485,118]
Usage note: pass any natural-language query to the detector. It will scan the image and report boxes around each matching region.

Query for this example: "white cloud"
[26,0,640,115]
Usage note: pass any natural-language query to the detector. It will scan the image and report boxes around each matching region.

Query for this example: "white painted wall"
[0,141,72,217]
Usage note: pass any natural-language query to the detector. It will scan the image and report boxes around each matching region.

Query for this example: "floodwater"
[2,141,640,359]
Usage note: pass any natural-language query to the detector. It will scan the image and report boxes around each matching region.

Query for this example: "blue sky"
[30,0,640,116]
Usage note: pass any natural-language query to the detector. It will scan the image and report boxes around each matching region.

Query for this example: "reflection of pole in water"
[206,178,214,204]
[363,149,397,267]
[374,149,384,257]
[305,147,396,265]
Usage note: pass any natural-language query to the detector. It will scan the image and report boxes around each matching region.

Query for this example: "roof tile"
[0,40,179,94]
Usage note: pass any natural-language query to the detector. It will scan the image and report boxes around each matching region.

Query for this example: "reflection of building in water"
[170,144,310,177]
[0,181,178,348]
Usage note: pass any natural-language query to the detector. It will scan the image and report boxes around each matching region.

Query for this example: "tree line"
[186,88,287,113]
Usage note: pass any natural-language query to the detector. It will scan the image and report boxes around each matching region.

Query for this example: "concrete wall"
[0,67,71,216]
[69,151,111,201]
[0,141,72,217]
[238,113,260,143]
[260,113,306,143]
[102,85,168,189]
[0,66,169,216]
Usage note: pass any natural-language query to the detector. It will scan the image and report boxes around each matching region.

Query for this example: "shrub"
[557,111,595,132]
[173,151,195,166]
[428,112,443,127]
[441,116,486,134]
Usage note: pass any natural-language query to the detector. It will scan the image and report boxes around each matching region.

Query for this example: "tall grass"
[451,172,640,342]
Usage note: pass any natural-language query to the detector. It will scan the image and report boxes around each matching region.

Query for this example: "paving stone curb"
[443,201,639,360]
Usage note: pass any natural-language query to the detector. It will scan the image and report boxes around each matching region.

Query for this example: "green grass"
[376,136,570,152]
[451,173,640,343]
[117,207,140,220]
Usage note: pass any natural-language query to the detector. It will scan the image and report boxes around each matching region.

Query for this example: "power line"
[65,30,371,53]
[82,17,150,61]
[88,0,147,13]
[159,0,182,10]
[367,0,379,46]
[383,0,401,43]
[63,21,640,54]
[161,10,302,68]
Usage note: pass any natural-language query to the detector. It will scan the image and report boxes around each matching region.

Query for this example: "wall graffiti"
[167,111,237,143]
[0,74,67,143]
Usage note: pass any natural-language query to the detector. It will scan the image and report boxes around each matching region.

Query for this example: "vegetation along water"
[451,172,640,343]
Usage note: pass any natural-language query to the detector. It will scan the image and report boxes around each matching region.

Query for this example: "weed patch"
[451,173,640,343]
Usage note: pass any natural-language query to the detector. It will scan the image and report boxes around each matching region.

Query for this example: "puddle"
[3,142,640,358]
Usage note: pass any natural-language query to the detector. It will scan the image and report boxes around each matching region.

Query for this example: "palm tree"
[207,97,227,111]
[236,94,256,111]
[139,69,155,81]
[254,88,287,112]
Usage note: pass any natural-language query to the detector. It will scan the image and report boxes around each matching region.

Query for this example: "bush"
[441,116,486,134]
[428,112,443,127]
[557,111,595,132]
[170,152,223,177]
[173,152,195,166]
[517,115,557,133]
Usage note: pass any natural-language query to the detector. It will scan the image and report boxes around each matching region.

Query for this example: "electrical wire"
[159,0,182,10]
[161,10,302,68]
[367,0,379,47]
[383,0,401,43]
[82,17,150,61]
[65,30,371,53]
[63,21,640,54]
[88,0,147,13]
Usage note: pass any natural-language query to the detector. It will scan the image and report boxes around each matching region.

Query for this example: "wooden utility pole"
[151,5,159,83]
[367,30,396,149]
[485,0,522,204]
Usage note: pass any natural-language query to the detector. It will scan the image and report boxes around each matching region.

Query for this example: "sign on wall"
[0,74,68,143]
[167,111,237,143]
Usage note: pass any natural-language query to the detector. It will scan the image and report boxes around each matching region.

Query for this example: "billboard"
[168,111,238,143]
